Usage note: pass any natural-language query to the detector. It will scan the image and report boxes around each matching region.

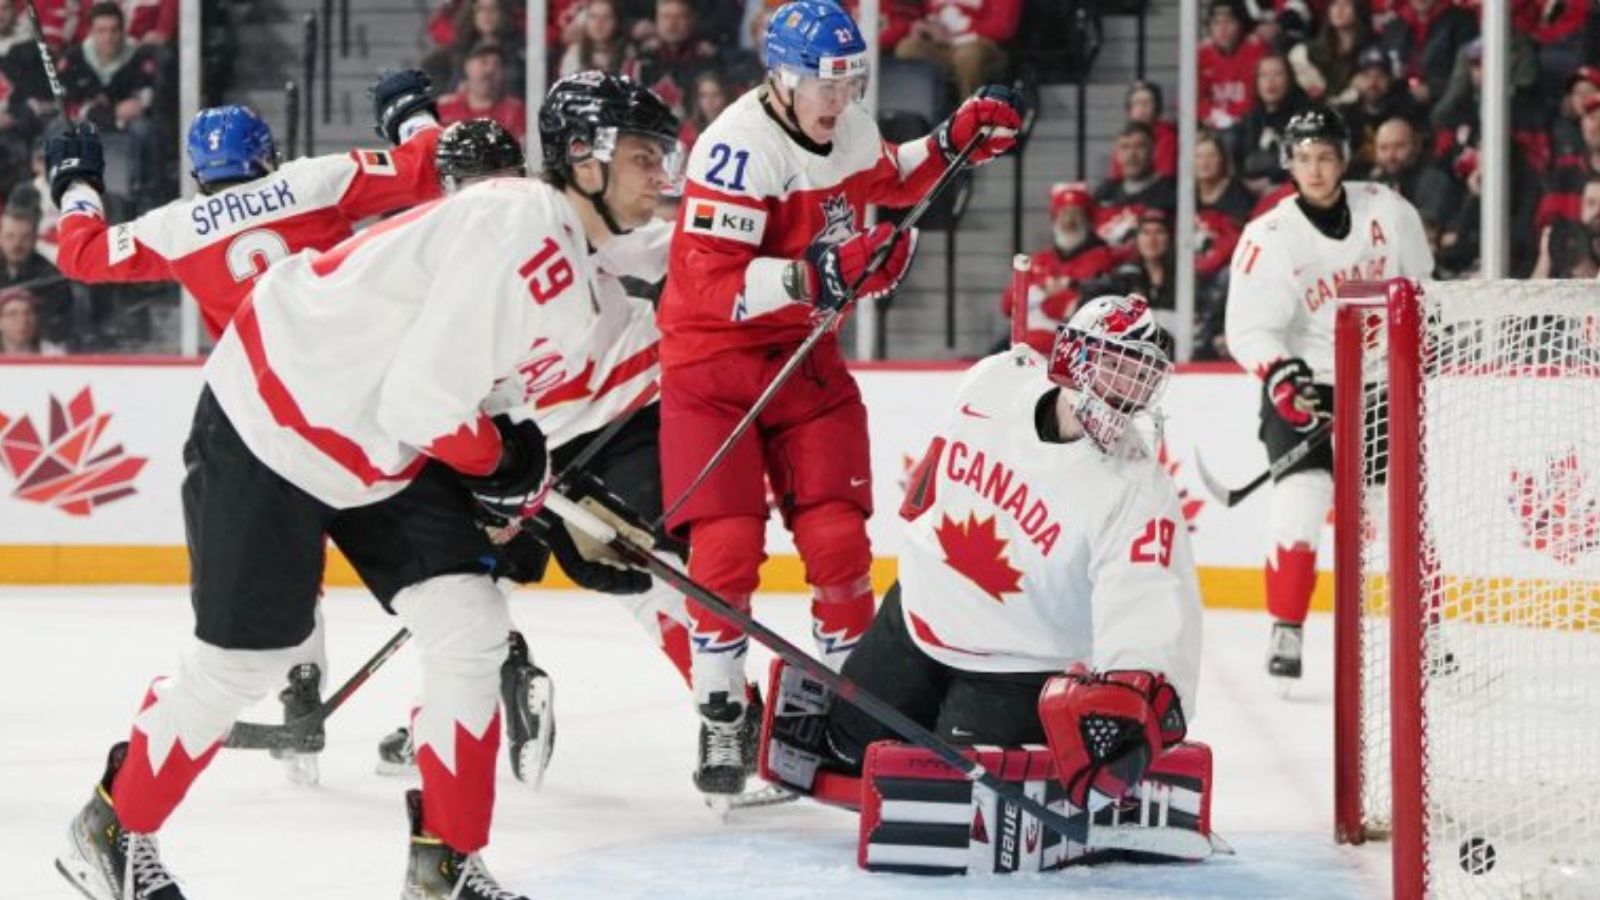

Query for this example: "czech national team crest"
[815,194,854,245]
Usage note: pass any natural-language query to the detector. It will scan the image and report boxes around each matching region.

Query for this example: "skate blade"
[55,854,109,900]
[282,752,320,787]
[703,784,798,820]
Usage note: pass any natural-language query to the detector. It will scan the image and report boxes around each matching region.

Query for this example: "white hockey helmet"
[1048,293,1173,449]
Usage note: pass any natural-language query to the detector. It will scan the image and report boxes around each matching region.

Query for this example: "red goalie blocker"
[756,660,1216,875]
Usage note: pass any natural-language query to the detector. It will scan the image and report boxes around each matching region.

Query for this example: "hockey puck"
[1458,837,1496,875]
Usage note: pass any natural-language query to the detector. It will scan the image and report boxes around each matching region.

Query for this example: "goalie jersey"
[896,351,1202,715]
[205,178,601,509]
[1224,180,1432,382]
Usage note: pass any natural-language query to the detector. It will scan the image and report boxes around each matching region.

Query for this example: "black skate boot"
[272,662,324,786]
[376,726,417,776]
[499,630,555,789]
[1267,621,1304,682]
[401,790,527,900]
[694,691,750,803]
[55,742,187,900]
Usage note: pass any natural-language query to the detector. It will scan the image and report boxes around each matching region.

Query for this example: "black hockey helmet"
[539,72,679,175]
[436,118,528,193]
[1278,105,1350,169]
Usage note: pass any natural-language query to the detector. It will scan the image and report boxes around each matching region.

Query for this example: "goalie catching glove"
[798,223,919,312]
[1038,664,1187,810]
[1262,357,1323,434]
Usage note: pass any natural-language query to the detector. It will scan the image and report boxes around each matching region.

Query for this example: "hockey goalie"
[756,295,1217,874]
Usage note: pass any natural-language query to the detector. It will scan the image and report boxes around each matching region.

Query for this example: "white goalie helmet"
[1048,293,1174,450]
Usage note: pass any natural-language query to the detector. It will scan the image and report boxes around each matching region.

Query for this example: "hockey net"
[1334,279,1600,899]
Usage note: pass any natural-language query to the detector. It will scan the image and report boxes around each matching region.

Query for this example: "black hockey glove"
[1263,357,1323,434]
[45,123,106,208]
[460,416,551,526]
[371,68,437,144]
[526,504,653,595]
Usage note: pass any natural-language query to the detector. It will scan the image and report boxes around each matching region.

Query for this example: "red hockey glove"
[1263,357,1323,433]
[1039,664,1187,810]
[803,223,919,311]
[460,415,551,526]
[934,85,1025,166]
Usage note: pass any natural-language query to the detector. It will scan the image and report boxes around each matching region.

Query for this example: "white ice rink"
[0,588,1390,899]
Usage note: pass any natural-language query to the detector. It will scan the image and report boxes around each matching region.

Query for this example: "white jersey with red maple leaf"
[481,219,666,449]
[1224,181,1432,382]
[896,350,1203,713]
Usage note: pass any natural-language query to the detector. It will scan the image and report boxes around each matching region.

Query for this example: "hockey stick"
[547,492,1091,844]
[22,0,67,115]
[655,128,993,531]
[1193,418,1333,508]
[225,626,412,751]
[220,395,660,751]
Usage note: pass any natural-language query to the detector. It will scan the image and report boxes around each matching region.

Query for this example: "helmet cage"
[1049,325,1172,450]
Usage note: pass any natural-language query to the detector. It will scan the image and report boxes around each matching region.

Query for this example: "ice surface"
[0,588,1389,899]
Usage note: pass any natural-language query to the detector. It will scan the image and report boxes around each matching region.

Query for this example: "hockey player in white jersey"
[54,73,682,900]
[1224,106,1432,681]
[826,294,1202,810]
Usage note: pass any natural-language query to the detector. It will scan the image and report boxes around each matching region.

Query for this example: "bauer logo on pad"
[684,200,765,246]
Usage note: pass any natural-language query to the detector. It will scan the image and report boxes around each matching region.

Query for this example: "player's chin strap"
[762,81,829,155]
[575,167,632,237]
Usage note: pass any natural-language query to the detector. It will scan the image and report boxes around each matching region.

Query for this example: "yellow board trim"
[0,544,1335,611]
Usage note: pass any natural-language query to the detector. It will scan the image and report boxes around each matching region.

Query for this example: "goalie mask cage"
[1333,278,1600,900]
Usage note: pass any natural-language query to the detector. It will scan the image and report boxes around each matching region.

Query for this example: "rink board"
[0,356,1325,609]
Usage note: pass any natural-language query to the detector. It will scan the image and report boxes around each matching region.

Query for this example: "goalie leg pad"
[858,740,1215,875]
[757,658,863,808]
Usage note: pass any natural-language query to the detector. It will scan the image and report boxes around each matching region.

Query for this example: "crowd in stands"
[0,0,180,357]
[1004,0,1600,362]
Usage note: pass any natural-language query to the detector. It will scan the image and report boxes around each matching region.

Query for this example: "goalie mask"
[1048,294,1173,450]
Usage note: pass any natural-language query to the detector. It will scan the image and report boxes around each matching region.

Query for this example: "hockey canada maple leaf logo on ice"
[935,512,1023,602]
[1507,449,1600,565]
[0,387,147,516]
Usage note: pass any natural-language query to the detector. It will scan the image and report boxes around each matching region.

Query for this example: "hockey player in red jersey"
[656,0,1023,799]
[1224,106,1432,682]
[999,182,1117,354]
[827,295,1201,798]
[49,69,446,340]
[52,72,683,900]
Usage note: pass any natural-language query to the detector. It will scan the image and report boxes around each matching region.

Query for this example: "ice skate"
[694,691,750,812]
[1267,621,1303,694]
[376,726,417,776]
[271,662,324,786]
[500,630,555,789]
[55,743,187,900]
[401,790,527,900]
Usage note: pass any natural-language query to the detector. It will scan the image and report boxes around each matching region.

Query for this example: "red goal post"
[1333,278,1600,900]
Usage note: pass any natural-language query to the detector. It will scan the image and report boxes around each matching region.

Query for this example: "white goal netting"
[1340,280,1600,899]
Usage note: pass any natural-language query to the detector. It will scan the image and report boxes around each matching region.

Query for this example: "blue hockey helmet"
[764,2,869,102]
[186,105,278,189]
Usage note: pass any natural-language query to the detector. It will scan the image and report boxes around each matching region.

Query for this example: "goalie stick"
[1193,418,1332,508]
[546,492,1093,845]
[222,394,659,752]
[655,127,993,531]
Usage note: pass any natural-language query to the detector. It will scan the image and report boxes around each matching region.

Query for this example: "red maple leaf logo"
[1156,440,1205,531]
[1507,449,1600,565]
[935,512,1024,602]
[0,387,146,516]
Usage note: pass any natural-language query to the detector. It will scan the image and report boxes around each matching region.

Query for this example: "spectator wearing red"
[1107,80,1177,181]
[623,0,716,121]
[59,2,156,130]
[1238,54,1308,183]
[999,182,1115,354]
[1080,209,1176,329]
[1337,45,1426,168]
[845,0,922,52]
[121,0,177,46]
[1532,175,1600,278]
[437,43,527,137]
[1198,0,1269,133]
[678,69,731,156]
[1289,0,1372,104]
[424,0,525,94]
[1536,95,1600,230]
[1551,66,1600,161]
[1093,122,1177,253]
[895,0,1022,100]
[1376,0,1475,107]
[27,0,88,50]
[1195,130,1252,283]
[558,0,633,76]
[0,287,62,354]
